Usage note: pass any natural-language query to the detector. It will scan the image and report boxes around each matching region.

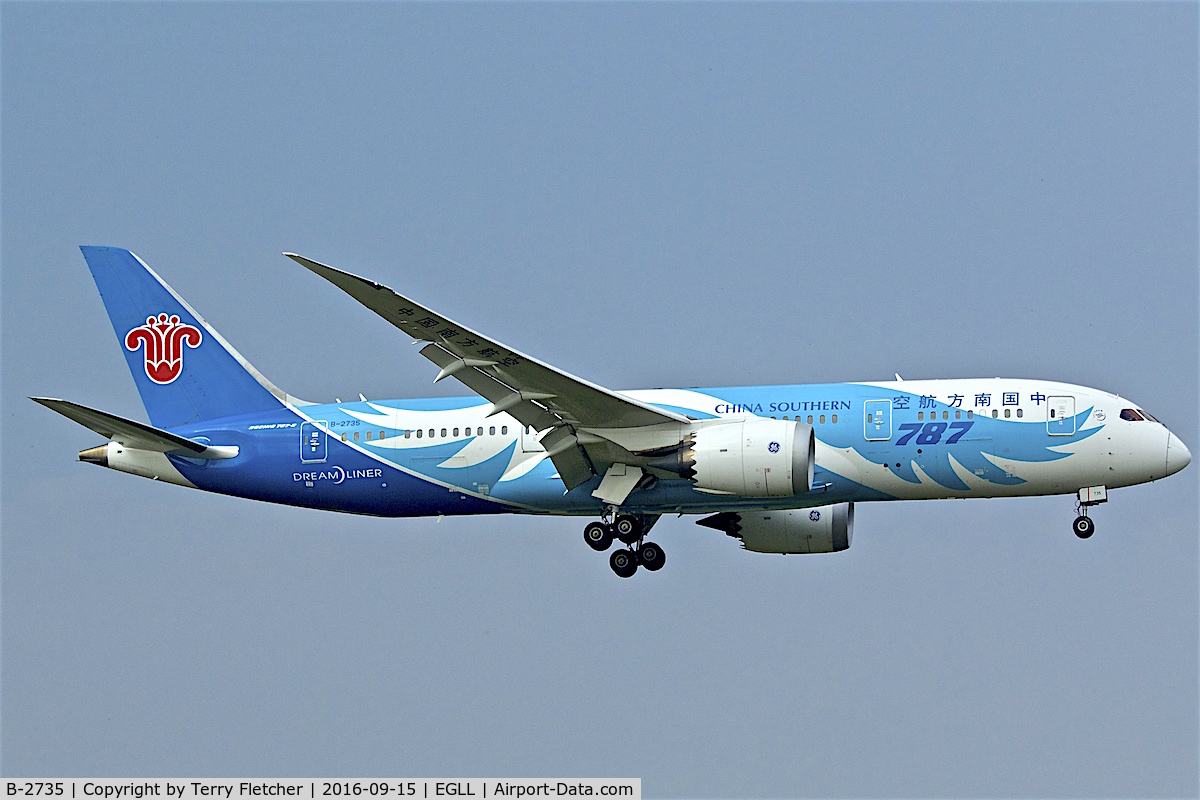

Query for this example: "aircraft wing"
[286,253,690,489]
[31,397,235,458]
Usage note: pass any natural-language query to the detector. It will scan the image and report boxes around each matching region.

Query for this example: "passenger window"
[832,414,838,424]
[353,431,359,441]
[807,415,813,424]
[441,428,447,438]
[428,429,434,438]
[341,433,347,442]
[416,430,422,438]
[502,426,508,435]
[489,426,496,435]
[955,410,961,420]
[453,428,459,436]
[942,411,949,420]
[966,410,973,419]
[477,427,483,436]
[992,409,998,418]
[783,415,789,421]
[1120,408,1144,421]
[365,431,372,441]
[379,431,386,440]
[405,430,411,439]
[1004,409,1011,418]
[918,412,924,421]
[819,415,825,424]
[1016,409,1023,418]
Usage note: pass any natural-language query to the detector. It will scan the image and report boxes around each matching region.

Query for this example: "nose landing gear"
[584,511,664,577]
[1072,514,1095,539]
[1073,486,1106,539]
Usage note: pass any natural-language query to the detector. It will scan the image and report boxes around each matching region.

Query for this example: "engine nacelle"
[698,503,854,554]
[689,418,814,497]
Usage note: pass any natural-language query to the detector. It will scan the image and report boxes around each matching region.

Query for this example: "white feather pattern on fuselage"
[338,402,544,477]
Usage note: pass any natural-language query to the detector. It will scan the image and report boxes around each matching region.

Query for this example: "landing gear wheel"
[614,515,643,545]
[609,548,638,578]
[584,521,614,552]
[638,541,666,572]
[1073,515,1095,539]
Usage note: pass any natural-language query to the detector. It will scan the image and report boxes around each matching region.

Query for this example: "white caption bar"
[3,782,639,800]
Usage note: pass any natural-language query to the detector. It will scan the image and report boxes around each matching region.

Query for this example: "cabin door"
[301,421,328,463]
[1047,396,1075,436]
[521,424,543,454]
[864,400,892,441]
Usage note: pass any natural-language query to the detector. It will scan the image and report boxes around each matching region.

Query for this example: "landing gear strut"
[583,511,665,577]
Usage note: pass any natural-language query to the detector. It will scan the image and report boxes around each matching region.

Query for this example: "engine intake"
[688,418,814,497]
[698,503,854,554]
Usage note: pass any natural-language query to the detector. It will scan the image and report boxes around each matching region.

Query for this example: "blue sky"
[3,3,1197,796]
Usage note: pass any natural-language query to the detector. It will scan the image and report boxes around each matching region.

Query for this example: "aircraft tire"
[638,541,666,571]
[615,515,642,544]
[610,548,638,578]
[584,522,614,552]
[1073,515,1095,539]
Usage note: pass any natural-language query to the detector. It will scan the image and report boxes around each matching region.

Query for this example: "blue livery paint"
[80,246,284,428]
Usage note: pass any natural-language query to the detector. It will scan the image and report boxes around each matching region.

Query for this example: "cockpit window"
[1120,408,1144,421]
[1138,409,1158,423]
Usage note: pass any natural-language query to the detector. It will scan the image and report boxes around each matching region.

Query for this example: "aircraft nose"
[1166,432,1192,476]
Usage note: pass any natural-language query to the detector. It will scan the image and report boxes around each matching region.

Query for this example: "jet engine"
[697,503,854,554]
[688,418,814,497]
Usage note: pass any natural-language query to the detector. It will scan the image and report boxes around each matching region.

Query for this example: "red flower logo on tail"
[125,313,202,385]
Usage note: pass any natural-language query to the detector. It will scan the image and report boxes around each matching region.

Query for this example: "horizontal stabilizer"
[30,398,236,459]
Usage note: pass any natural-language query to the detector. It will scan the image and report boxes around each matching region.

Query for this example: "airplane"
[33,246,1192,577]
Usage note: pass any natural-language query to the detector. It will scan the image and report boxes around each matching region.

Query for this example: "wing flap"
[539,427,596,490]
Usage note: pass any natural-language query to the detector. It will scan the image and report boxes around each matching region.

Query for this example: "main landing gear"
[583,512,664,578]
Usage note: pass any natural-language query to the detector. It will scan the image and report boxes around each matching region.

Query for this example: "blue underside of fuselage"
[169,421,507,517]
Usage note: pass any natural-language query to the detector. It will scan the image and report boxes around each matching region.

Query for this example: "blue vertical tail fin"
[80,246,296,429]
